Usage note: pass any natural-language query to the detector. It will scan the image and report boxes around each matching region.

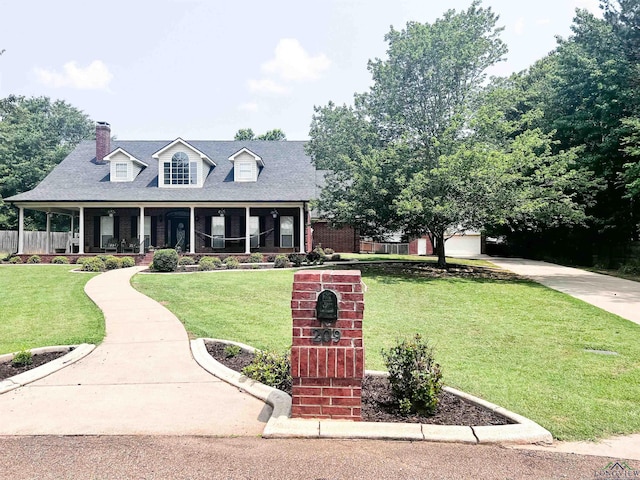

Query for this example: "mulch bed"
[0,351,68,381]
[206,341,513,426]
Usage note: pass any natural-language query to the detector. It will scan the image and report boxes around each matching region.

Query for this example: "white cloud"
[35,60,113,90]
[238,102,259,112]
[247,78,288,94]
[261,38,330,82]
[514,17,525,35]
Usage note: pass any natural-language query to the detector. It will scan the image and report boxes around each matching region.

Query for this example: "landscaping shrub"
[152,249,179,272]
[27,255,41,264]
[324,247,335,255]
[81,257,105,272]
[248,252,264,263]
[104,255,122,270]
[178,256,195,266]
[288,253,305,267]
[74,257,87,265]
[273,254,291,268]
[97,254,110,262]
[618,259,640,276]
[331,254,341,261]
[382,334,443,415]
[9,256,22,264]
[121,256,136,268]
[223,344,242,358]
[242,350,292,392]
[223,256,239,269]
[306,246,326,265]
[51,256,70,264]
[198,256,222,271]
[11,349,33,367]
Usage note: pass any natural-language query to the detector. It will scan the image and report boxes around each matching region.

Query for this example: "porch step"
[138,252,155,266]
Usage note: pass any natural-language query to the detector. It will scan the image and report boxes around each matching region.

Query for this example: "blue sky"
[0,0,601,141]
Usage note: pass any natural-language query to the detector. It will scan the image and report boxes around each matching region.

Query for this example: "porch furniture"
[122,238,141,253]
[103,237,119,253]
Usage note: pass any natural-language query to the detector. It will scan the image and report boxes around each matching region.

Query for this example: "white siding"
[109,152,134,182]
[157,144,206,188]
[233,152,258,182]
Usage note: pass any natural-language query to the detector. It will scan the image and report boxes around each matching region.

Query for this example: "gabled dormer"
[104,148,148,182]
[229,148,264,182]
[152,138,216,188]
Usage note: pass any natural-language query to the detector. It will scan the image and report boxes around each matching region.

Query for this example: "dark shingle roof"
[8,140,317,203]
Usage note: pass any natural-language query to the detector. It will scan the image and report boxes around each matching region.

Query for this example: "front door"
[167,216,189,251]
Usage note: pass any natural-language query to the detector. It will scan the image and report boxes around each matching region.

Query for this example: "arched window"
[164,151,197,185]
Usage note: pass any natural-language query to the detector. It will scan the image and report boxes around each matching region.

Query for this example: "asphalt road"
[0,436,628,480]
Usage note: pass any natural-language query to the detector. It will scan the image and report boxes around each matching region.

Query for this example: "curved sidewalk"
[488,257,640,326]
[0,267,270,436]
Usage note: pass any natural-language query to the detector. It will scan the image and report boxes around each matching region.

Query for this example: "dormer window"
[104,148,147,182]
[229,148,264,182]
[153,138,215,188]
[164,152,197,185]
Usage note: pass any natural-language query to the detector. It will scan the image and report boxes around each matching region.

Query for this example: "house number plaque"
[312,328,341,344]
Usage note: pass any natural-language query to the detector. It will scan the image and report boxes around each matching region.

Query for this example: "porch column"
[45,212,51,254]
[245,206,251,254]
[17,207,24,254]
[189,207,196,254]
[299,206,305,253]
[70,214,75,254]
[78,207,85,254]
[139,206,145,254]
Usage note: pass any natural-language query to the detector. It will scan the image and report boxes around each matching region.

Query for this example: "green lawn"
[0,265,104,354]
[132,263,640,441]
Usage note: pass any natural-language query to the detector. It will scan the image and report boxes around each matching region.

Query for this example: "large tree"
[0,95,94,229]
[233,128,287,141]
[309,2,596,266]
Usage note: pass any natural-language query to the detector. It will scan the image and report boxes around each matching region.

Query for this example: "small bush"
[324,247,335,255]
[27,255,41,264]
[248,252,264,263]
[618,259,640,276]
[121,256,136,268]
[178,256,195,266]
[306,246,326,265]
[242,350,292,392]
[288,253,306,267]
[12,349,33,367]
[224,256,239,269]
[104,255,122,270]
[9,256,23,264]
[331,253,341,261]
[74,257,87,265]
[273,254,291,268]
[199,256,222,271]
[97,254,110,262]
[152,249,179,272]
[382,334,443,416]
[82,257,105,272]
[223,344,242,358]
[51,256,70,264]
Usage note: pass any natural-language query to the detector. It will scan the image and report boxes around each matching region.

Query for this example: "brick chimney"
[96,121,111,164]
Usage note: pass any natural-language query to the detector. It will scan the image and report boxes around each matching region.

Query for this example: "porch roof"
[8,140,317,204]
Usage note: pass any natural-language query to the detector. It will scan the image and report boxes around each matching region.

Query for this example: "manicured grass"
[133,263,640,441]
[340,253,493,267]
[0,265,104,354]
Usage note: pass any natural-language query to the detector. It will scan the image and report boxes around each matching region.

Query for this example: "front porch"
[14,203,310,256]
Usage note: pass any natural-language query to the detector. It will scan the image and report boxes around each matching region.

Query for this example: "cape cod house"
[8,122,359,257]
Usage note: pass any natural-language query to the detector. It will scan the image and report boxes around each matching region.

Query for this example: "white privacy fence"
[0,231,70,254]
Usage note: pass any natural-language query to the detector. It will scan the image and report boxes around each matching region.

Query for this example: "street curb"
[191,339,553,445]
[0,344,96,394]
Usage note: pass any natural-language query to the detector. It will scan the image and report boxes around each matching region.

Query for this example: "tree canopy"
[0,95,94,229]
[308,1,595,266]
[233,128,287,141]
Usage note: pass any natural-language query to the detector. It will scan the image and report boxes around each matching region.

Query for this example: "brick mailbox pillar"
[291,270,364,421]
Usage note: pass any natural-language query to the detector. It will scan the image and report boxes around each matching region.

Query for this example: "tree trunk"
[434,232,447,268]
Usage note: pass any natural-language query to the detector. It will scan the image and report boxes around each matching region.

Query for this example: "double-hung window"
[212,217,225,249]
[280,216,294,248]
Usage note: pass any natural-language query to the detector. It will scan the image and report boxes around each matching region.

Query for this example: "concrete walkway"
[487,257,640,460]
[0,267,270,435]
[488,257,640,326]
